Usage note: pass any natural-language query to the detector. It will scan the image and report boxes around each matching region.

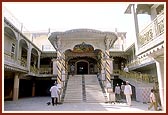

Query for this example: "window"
[11,43,15,59]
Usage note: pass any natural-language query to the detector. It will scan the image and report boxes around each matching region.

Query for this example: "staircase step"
[63,74,105,103]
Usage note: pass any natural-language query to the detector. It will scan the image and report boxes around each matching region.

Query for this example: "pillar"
[100,52,106,87]
[52,58,59,75]
[32,82,35,97]
[104,50,113,82]
[62,70,65,87]
[27,46,32,72]
[132,4,140,55]
[155,56,165,111]
[151,5,158,20]
[37,52,41,73]
[13,73,19,101]
[101,52,105,74]
[52,51,62,83]
[16,36,20,61]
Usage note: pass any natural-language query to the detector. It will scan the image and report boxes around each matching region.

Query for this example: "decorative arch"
[30,48,39,68]
[73,42,94,53]
[75,60,89,74]
[19,39,29,67]
[19,39,28,49]
[4,27,17,40]
[31,48,38,56]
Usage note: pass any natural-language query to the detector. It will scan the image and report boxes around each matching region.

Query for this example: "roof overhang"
[48,29,118,52]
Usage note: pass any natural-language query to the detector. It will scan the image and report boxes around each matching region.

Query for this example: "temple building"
[3,3,165,110]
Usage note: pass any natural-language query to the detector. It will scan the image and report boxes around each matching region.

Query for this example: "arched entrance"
[68,57,98,75]
[64,42,102,75]
[76,61,88,74]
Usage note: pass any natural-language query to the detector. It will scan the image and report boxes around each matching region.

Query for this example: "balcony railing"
[4,50,15,63]
[39,68,52,74]
[18,57,27,67]
[138,11,164,48]
[113,69,156,83]
[127,56,154,68]
[30,66,39,74]
[4,50,28,68]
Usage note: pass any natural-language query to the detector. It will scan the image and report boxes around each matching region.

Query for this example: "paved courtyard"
[3,97,164,113]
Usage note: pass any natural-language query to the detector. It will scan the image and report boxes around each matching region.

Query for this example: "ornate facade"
[3,3,165,111]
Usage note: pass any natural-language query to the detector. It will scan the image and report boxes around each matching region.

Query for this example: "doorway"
[77,61,88,74]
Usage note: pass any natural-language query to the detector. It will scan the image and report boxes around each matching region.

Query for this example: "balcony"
[127,56,154,69]
[18,57,27,67]
[4,50,28,73]
[138,11,164,55]
[39,68,52,74]
[30,66,39,74]
[113,69,156,83]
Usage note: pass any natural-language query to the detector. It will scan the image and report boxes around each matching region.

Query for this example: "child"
[148,89,158,111]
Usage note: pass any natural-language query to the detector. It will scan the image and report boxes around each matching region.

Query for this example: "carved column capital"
[104,35,114,50]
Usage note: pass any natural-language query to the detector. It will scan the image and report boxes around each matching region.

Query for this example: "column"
[110,57,114,86]
[52,57,61,103]
[61,53,66,82]
[16,36,20,61]
[52,57,62,83]
[57,51,63,81]
[13,73,19,101]
[37,52,41,74]
[32,81,35,97]
[104,50,112,82]
[155,56,165,111]
[101,52,105,75]
[101,52,106,87]
[52,58,59,75]
[151,5,158,20]
[104,35,115,87]
[132,4,140,54]
[62,70,65,86]
[27,46,32,72]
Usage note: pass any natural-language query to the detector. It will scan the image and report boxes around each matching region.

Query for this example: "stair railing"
[113,69,155,83]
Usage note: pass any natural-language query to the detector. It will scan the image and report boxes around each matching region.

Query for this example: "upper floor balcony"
[137,10,164,56]
[4,50,28,73]
[127,56,155,70]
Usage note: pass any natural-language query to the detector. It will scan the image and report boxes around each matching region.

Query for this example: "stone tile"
[4,97,162,112]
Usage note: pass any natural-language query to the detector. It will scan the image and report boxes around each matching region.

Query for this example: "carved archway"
[76,60,89,74]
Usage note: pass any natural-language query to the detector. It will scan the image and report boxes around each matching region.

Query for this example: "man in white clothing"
[50,82,59,106]
[124,81,132,106]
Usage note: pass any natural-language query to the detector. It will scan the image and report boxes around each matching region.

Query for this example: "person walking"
[148,89,158,111]
[50,82,60,106]
[115,84,121,102]
[121,82,125,99]
[70,64,75,76]
[124,81,132,106]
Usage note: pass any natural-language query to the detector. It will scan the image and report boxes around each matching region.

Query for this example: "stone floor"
[3,97,164,113]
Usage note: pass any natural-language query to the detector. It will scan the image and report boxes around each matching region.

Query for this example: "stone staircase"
[63,74,105,103]
[64,75,83,102]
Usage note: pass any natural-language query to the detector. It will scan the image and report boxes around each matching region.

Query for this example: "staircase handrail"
[113,69,154,83]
